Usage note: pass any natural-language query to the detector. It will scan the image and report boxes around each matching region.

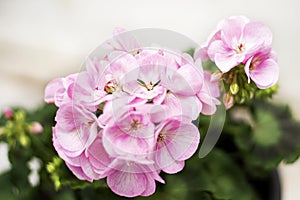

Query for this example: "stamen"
[104,80,118,94]
[235,43,245,54]
[157,131,167,142]
[130,119,141,131]
[137,79,161,91]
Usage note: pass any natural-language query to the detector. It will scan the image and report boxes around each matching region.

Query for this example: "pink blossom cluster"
[45,30,220,197]
[195,16,279,90]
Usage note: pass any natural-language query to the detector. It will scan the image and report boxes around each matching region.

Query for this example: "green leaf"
[230,101,300,174]
[202,60,219,72]
[188,149,258,200]
[253,110,281,146]
[184,48,195,56]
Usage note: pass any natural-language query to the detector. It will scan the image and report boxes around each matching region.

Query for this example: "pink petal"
[144,104,167,123]
[52,130,81,166]
[243,21,272,51]
[177,95,202,120]
[203,71,220,98]
[103,123,155,158]
[165,123,200,161]
[55,105,76,131]
[221,18,244,48]
[214,51,244,73]
[141,174,156,196]
[107,167,147,197]
[113,28,141,53]
[79,154,101,180]
[166,64,202,95]
[208,40,240,72]
[155,142,185,174]
[198,92,220,115]
[45,74,77,106]
[88,136,112,177]
[54,125,87,154]
[66,163,93,182]
[194,30,221,61]
[44,78,64,104]
[244,56,253,83]
[250,58,279,89]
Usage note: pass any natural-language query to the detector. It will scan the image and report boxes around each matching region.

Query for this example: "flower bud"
[211,72,222,82]
[53,175,61,190]
[46,163,55,173]
[19,134,30,147]
[29,122,43,134]
[223,93,234,109]
[15,110,26,122]
[3,108,13,120]
[230,83,239,95]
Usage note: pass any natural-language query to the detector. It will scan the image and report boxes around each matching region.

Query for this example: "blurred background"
[0,0,299,199]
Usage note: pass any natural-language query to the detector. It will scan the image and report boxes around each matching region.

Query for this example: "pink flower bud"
[29,122,43,134]
[3,108,14,119]
[223,93,234,110]
[210,72,222,82]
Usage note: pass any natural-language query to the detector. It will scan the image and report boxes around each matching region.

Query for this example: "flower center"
[130,119,141,131]
[157,131,167,143]
[126,161,134,167]
[249,57,260,70]
[137,79,161,91]
[235,43,245,54]
[132,49,141,55]
[104,80,118,94]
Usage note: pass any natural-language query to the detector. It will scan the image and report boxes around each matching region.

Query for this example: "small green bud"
[53,174,61,190]
[19,134,30,147]
[239,97,246,104]
[249,91,254,99]
[46,163,55,173]
[15,110,26,122]
[241,90,248,99]
[53,157,62,166]
[230,83,239,95]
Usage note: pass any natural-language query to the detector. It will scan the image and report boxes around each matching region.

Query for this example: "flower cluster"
[45,29,220,197]
[195,16,279,108]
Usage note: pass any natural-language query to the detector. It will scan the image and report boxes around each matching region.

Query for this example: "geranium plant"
[0,16,299,200]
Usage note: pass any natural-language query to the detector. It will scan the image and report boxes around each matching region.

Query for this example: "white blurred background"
[0,0,299,199]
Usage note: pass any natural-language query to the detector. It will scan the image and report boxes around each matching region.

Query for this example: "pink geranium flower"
[155,118,200,174]
[102,109,155,159]
[53,104,98,165]
[73,52,139,110]
[205,16,272,73]
[244,48,279,89]
[3,108,14,119]
[123,61,166,103]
